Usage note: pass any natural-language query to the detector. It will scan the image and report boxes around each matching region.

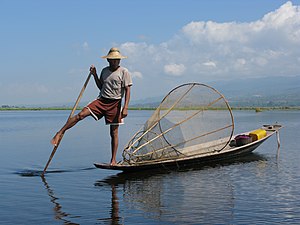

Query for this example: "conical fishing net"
[123,83,234,164]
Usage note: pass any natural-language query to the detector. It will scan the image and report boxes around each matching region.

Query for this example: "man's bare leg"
[110,125,119,165]
[51,108,91,146]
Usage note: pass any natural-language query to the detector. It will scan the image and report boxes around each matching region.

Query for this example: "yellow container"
[249,129,267,141]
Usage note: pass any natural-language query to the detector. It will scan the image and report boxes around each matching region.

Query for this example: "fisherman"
[51,47,132,165]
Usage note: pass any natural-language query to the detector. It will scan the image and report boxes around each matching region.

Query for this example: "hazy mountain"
[131,76,300,108]
[210,76,300,107]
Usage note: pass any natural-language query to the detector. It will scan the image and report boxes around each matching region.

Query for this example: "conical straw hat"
[101,47,127,59]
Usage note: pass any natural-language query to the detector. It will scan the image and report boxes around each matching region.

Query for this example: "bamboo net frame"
[122,83,234,164]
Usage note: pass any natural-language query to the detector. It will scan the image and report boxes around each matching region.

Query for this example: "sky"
[1,0,300,106]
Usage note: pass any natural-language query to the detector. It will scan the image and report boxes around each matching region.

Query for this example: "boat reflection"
[40,153,268,224]
[95,153,268,224]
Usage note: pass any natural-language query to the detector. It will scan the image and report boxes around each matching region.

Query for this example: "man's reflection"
[110,184,121,225]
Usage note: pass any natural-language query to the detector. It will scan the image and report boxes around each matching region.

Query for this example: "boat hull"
[94,126,281,172]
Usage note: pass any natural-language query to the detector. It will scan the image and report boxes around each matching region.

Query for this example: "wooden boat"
[95,83,282,172]
[94,124,282,172]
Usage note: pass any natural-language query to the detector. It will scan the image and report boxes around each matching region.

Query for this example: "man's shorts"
[85,97,123,125]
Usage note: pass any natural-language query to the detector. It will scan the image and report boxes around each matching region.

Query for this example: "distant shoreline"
[1,106,299,111]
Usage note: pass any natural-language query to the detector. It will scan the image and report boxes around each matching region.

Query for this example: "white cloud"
[72,41,90,56]
[122,1,300,84]
[203,61,217,68]
[131,71,143,79]
[82,41,89,51]
[182,20,249,44]
[164,63,186,76]
[261,1,298,28]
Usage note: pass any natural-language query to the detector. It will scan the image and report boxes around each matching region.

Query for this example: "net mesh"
[123,83,234,164]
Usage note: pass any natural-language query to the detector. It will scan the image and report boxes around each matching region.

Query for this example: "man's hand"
[90,65,97,76]
[121,108,128,118]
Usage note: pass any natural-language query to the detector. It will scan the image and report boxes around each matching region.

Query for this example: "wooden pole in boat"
[41,73,92,176]
[276,130,281,160]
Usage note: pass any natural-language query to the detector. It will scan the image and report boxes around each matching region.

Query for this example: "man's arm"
[122,86,131,118]
[90,65,102,90]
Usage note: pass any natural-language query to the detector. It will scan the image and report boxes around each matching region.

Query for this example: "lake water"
[0,110,299,224]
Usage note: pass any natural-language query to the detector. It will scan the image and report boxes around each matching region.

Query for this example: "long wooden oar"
[41,72,92,176]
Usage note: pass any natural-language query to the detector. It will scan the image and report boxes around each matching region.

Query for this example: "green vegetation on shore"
[0,106,82,111]
[1,106,299,111]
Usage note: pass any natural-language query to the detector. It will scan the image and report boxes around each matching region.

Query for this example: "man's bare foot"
[51,132,63,146]
[110,160,117,166]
